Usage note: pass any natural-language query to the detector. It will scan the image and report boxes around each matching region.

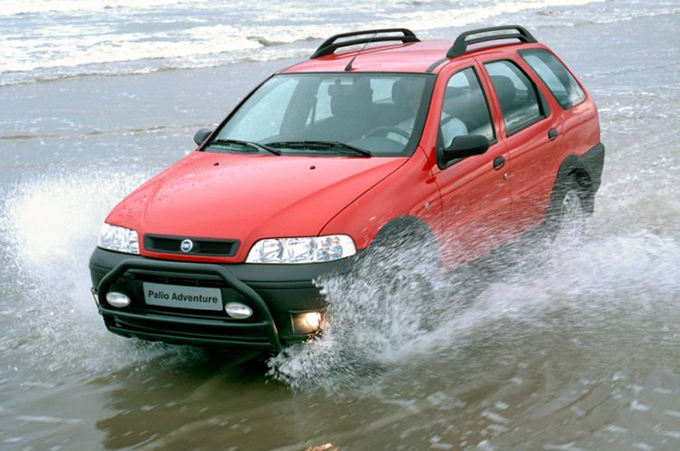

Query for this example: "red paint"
[105,38,600,269]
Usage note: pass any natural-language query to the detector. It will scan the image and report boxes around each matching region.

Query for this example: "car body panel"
[105,150,408,263]
[282,41,454,74]
[473,50,563,235]
[320,146,443,251]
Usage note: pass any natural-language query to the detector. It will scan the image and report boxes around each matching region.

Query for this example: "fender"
[552,142,605,214]
[555,142,605,191]
[366,215,442,269]
[372,215,437,246]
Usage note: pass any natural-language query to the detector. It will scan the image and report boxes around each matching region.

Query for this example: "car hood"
[106,151,407,262]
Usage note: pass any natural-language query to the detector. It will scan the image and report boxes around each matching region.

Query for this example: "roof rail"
[446,25,537,58]
[311,28,420,59]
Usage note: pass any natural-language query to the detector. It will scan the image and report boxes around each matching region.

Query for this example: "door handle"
[493,156,506,170]
[548,128,559,141]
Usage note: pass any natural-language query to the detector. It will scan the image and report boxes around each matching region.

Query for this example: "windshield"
[208,73,435,157]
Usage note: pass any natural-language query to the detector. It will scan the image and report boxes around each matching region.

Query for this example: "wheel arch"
[553,154,595,214]
[370,215,442,266]
[372,215,437,244]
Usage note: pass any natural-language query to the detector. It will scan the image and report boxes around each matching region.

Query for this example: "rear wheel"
[546,177,587,248]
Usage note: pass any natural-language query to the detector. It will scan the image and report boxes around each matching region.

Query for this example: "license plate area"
[143,282,223,311]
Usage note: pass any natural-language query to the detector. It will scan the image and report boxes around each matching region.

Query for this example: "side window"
[520,49,586,109]
[439,67,494,148]
[485,60,544,136]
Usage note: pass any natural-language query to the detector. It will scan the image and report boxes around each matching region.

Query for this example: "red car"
[90,25,604,349]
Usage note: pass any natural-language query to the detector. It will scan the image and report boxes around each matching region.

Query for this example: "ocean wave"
[9,0,672,88]
[0,0,209,17]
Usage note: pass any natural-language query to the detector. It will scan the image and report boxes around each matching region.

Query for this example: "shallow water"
[1,1,680,450]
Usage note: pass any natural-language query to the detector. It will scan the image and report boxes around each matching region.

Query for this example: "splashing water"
[267,224,680,390]
[0,169,199,377]
[1,168,678,394]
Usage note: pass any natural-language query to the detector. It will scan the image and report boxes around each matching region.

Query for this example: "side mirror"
[442,134,489,166]
[193,128,213,146]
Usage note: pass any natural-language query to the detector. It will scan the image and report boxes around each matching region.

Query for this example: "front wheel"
[354,223,441,337]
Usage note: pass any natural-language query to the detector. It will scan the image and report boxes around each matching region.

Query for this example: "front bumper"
[89,248,356,349]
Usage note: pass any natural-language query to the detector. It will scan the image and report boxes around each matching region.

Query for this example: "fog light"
[225,302,253,319]
[293,311,322,334]
[106,292,130,308]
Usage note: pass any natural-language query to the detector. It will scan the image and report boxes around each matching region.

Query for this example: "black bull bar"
[97,259,283,350]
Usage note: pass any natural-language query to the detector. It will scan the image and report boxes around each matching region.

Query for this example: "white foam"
[268,227,680,389]
[0,0,208,17]
[0,0,612,85]
[0,169,199,376]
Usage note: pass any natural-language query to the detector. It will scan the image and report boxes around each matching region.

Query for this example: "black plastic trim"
[97,259,283,349]
[447,25,537,59]
[553,142,606,208]
[577,142,606,193]
[90,247,357,287]
[89,248,361,347]
[425,57,449,73]
[143,234,240,257]
[311,28,420,59]
[105,325,274,348]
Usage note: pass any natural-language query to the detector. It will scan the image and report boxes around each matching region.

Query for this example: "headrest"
[443,87,469,114]
[392,78,425,106]
[329,78,373,117]
[490,75,516,104]
[328,78,371,96]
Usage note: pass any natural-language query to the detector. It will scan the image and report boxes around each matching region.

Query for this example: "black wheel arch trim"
[553,142,605,213]
[369,215,441,266]
[372,215,437,245]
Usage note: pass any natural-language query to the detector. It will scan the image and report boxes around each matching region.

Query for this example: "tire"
[356,221,441,335]
[545,176,587,248]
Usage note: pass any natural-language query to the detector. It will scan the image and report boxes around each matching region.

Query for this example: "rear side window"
[485,60,545,136]
[520,49,586,109]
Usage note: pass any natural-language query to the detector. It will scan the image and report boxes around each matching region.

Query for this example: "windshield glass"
[209,73,434,157]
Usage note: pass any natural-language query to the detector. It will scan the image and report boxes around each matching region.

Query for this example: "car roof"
[284,41,454,74]
[282,26,546,75]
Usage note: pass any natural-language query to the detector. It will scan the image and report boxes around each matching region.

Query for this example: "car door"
[428,63,513,269]
[477,53,562,234]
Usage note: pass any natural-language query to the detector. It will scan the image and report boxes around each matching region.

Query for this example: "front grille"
[143,234,239,257]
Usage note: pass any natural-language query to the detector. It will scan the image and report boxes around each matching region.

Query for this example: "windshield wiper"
[266,140,372,157]
[209,139,281,155]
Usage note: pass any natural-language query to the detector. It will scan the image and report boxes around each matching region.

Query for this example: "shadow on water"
[94,348,278,450]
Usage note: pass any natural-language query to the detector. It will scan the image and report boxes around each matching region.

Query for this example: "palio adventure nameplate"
[143,282,223,311]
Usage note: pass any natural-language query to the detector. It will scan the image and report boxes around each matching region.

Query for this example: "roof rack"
[311,28,420,59]
[446,25,537,58]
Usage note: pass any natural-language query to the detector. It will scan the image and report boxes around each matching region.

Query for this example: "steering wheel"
[363,126,411,140]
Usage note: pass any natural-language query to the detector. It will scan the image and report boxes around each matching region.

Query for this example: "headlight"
[246,235,356,264]
[98,223,140,254]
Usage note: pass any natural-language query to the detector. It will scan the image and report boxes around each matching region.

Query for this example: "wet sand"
[1,6,680,451]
